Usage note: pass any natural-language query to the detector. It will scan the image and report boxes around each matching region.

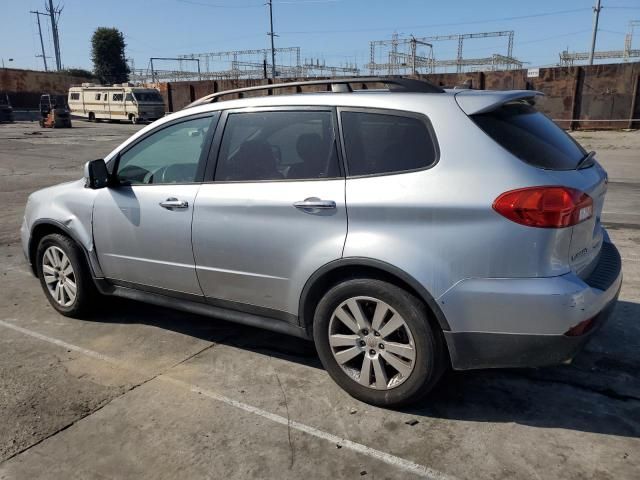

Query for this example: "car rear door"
[93,113,217,296]
[192,107,347,320]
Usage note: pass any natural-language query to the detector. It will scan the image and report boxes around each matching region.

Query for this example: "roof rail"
[184,77,444,109]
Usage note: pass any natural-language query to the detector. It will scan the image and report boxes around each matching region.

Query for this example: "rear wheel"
[313,279,445,407]
[36,234,97,317]
[88,112,95,122]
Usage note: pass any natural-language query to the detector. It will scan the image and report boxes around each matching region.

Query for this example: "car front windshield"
[133,91,163,103]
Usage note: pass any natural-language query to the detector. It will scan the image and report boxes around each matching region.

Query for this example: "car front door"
[93,113,217,296]
[192,108,347,320]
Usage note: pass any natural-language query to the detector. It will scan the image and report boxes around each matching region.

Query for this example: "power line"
[278,7,592,35]
[176,0,263,8]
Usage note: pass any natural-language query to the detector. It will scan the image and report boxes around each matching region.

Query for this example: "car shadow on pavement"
[88,297,640,439]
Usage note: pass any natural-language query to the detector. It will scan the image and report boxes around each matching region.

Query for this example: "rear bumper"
[442,240,622,370]
[444,290,619,369]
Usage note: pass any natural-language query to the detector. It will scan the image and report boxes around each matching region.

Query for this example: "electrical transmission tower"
[45,0,63,70]
[368,31,520,75]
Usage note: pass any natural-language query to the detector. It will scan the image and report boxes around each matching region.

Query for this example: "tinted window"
[215,111,340,181]
[117,116,212,185]
[70,93,80,100]
[95,93,101,100]
[472,101,586,170]
[341,111,437,176]
[134,92,163,103]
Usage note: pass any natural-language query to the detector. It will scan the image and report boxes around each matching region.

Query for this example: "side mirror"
[84,159,110,189]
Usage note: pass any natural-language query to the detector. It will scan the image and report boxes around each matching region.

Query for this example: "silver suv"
[21,78,622,407]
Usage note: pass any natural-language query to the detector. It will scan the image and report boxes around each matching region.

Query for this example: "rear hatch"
[457,91,608,278]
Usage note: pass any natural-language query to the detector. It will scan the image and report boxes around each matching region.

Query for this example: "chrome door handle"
[293,198,336,210]
[159,197,189,209]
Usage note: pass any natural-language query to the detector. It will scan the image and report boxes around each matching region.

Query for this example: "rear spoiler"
[455,90,544,116]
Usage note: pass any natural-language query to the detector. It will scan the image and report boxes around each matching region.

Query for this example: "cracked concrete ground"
[0,121,638,479]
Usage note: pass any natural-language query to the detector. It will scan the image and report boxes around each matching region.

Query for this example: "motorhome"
[68,83,165,124]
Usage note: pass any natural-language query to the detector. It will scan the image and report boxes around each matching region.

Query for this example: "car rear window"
[341,111,437,176]
[472,101,586,170]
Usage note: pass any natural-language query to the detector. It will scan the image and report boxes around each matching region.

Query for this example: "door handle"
[159,197,189,209]
[293,198,337,210]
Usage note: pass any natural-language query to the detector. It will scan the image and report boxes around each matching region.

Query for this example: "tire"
[129,114,138,125]
[36,233,97,318]
[313,278,445,407]
[88,112,95,122]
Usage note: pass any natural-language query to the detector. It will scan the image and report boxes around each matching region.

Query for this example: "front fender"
[24,179,103,277]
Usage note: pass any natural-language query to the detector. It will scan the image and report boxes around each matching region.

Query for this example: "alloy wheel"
[42,246,77,307]
[328,296,416,390]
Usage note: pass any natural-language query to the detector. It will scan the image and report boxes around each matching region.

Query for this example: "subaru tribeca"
[21,78,622,407]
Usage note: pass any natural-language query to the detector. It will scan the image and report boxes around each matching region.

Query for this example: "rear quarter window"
[340,111,438,176]
[472,101,586,170]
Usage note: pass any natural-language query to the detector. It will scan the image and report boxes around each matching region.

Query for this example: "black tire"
[129,114,138,125]
[313,278,445,407]
[36,233,97,318]
[88,112,95,122]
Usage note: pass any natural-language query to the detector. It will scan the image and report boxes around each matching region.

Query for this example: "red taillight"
[493,186,593,228]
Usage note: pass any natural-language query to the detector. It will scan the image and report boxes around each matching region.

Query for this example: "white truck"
[68,83,165,124]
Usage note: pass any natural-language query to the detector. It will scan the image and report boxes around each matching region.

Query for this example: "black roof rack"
[185,77,444,109]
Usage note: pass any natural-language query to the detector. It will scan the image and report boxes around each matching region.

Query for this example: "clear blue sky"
[2,0,639,72]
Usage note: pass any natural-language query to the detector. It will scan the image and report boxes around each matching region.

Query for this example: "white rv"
[68,83,165,124]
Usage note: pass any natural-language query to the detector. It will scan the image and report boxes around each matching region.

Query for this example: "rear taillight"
[493,186,593,228]
[564,316,596,336]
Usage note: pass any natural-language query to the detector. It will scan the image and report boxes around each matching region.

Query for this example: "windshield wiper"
[576,150,596,170]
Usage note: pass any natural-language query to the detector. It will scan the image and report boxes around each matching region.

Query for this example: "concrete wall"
[0,68,91,110]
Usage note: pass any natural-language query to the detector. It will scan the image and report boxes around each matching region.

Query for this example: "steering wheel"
[118,165,152,184]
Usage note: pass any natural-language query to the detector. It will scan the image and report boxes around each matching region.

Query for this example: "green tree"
[91,27,130,84]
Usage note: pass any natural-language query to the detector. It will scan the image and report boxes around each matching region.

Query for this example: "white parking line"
[0,319,456,480]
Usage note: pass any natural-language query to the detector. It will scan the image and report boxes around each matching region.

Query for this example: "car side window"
[340,111,437,176]
[116,116,212,185]
[214,110,340,181]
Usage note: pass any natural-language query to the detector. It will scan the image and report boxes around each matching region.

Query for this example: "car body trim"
[105,278,299,325]
[29,218,103,278]
[299,257,451,332]
[106,284,309,339]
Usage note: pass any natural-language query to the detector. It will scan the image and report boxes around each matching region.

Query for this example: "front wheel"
[36,233,97,317]
[129,114,138,125]
[313,279,445,407]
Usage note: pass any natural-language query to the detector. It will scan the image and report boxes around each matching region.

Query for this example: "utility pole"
[31,11,49,72]
[267,0,277,79]
[588,0,602,65]
[45,0,63,70]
